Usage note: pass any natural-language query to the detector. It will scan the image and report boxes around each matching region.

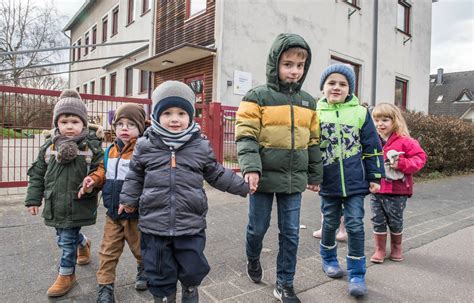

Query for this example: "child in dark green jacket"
[25,89,103,298]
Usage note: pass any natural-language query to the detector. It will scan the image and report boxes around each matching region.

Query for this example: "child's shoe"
[135,264,148,290]
[273,282,301,303]
[246,258,263,283]
[77,239,92,265]
[182,286,199,303]
[320,243,344,278]
[46,274,77,297]
[97,284,114,303]
[389,233,404,261]
[370,233,387,263]
[154,293,176,303]
[346,256,367,297]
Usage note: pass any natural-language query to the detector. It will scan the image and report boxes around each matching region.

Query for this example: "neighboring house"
[131,0,433,113]
[63,0,153,98]
[429,68,474,123]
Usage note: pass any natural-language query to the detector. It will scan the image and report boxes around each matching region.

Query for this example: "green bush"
[404,111,474,174]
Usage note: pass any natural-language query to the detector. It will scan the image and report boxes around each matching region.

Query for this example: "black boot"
[182,285,199,303]
[135,264,148,290]
[97,284,115,303]
[153,293,176,303]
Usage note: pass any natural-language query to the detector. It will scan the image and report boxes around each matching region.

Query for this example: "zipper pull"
[171,150,176,168]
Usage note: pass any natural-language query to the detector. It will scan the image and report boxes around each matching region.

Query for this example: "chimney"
[436,68,444,85]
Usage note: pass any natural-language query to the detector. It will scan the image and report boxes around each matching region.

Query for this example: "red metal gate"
[1,85,239,188]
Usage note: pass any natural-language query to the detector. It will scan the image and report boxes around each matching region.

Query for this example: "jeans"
[370,194,407,234]
[321,195,365,257]
[246,192,302,286]
[55,227,86,275]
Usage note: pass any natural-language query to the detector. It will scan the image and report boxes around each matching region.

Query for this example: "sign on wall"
[233,70,252,95]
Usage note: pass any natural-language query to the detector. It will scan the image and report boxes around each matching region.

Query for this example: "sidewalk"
[0,175,472,302]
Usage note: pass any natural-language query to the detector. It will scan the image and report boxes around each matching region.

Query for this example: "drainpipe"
[371,0,379,106]
[62,31,72,88]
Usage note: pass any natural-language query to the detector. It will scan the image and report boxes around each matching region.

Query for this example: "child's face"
[374,116,394,139]
[159,107,190,133]
[57,114,84,137]
[278,51,306,84]
[115,118,139,144]
[322,73,349,103]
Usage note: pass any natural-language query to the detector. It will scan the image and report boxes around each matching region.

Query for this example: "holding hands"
[245,172,259,194]
[78,176,95,198]
[118,204,136,214]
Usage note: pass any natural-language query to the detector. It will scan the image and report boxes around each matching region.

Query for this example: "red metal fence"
[0,85,239,188]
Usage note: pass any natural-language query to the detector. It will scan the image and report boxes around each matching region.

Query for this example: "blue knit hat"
[319,64,356,96]
[152,81,195,121]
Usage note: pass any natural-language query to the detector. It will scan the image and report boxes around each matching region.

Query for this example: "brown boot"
[370,233,387,263]
[46,274,77,297]
[389,233,403,261]
[77,239,91,265]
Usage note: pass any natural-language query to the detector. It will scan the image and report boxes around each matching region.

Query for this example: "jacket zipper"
[288,87,295,193]
[335,110,347,197]
[169,147,177,236]
[112,143,129,219]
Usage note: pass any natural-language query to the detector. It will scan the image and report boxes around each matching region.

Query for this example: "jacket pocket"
[72,191,98,221]
[42,190,53,220]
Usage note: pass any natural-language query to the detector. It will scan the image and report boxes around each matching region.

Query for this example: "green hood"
[266,33,312,93]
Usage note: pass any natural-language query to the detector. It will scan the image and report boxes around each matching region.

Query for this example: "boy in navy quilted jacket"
[79,103,148,301]
[119,81,249,303]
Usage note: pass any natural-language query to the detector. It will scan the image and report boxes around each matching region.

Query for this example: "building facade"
[64,0,153,98]
[66,0,433,113]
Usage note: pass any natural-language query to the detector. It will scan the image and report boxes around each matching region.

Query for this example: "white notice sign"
[233,70,252,95]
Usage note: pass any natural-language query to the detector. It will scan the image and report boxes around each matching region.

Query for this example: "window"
[100,76,106,95]
[330,56,361,96]
[397,0,411,35]
[459,93,470,101]
[186,0,206,19]
[84,32,89,56]
[83,83,88,93]
[90,81,95,94]
[72,43,76,62]
[395,77,408,109]
[112,7,119,36]
[125,68,133,96]
[185,75,205,117]
[77,39,81,60]
[110,73,117,96]
[139,70,149,93]
[127,0,134,24]
[142,0,150,14]
[102,17,108,43]
[91,26,97,50]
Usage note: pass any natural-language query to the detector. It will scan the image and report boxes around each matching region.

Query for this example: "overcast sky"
[59,0,474,75]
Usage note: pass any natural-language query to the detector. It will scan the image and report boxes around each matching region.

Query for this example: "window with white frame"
[397,0,411,35]
[186,0,206,19]
[102,17,108,42]
[90,81,95,94]
[110,73,117,96]
[330,56,361,97]
[84,32,89,56]
[142,0,150,14]
[140,70,149,93]
[77,39,81,60]
[92,25,97,51]
[100,76,106,95]
[112,7,119,36]
[125,68,133,96]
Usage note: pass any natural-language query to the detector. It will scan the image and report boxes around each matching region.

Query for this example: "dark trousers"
[370,194,407,233]
[141,230,210,298]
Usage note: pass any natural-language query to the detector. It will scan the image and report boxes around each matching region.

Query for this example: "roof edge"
[62,0,97,32]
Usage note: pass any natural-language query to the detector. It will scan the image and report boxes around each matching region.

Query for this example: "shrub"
[404,111,474,174]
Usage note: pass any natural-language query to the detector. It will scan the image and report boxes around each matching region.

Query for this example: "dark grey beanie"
[53,89,88,127]
[151,81,195,122]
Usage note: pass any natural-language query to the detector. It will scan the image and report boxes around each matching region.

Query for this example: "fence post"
[208,102,223,163]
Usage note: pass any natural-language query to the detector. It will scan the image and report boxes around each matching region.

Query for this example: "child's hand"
[307,184,320,192]
[28,206,39,216]
[369,182,380,194]
[245,172,259,194]
[78,177,95,198]
[118,204,136,214]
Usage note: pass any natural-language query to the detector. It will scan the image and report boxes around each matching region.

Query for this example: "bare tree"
[0,0,66,88]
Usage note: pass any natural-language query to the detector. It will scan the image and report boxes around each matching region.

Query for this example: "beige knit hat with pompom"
[53,89,88,127]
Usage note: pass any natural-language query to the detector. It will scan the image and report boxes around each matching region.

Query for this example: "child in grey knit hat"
[119,81,249,303]
[25,89,103,298]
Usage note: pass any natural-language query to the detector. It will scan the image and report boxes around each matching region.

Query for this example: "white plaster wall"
[376,0,432,112]
[68,0,152,97]
[215,0,431,112]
